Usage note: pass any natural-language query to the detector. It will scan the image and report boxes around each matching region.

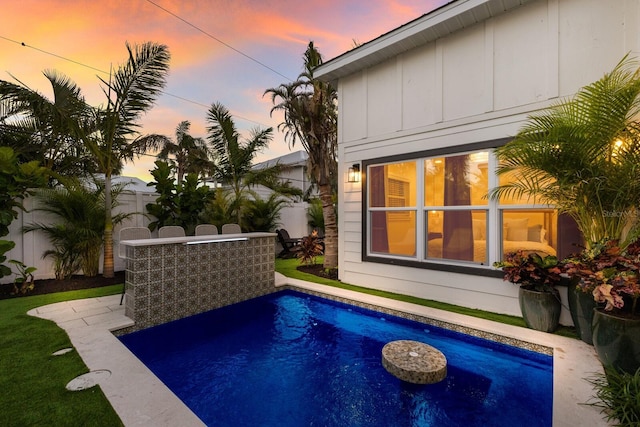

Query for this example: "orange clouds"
[2,0,450,181]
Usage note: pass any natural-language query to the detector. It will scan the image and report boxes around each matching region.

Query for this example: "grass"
[276,257,578,339]
[0,285,123,427]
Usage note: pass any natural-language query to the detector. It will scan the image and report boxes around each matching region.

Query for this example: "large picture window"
[365,148,562,268]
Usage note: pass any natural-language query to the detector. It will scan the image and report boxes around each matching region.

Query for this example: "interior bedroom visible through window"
[365,148,563,268]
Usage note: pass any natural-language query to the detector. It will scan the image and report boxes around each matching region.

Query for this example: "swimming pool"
[119,290,553,426]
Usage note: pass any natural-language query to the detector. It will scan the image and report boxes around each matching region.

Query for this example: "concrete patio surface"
[27,273,609,426]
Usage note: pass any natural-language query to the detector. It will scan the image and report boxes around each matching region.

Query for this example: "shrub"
[586,367,640,426]
[306,198,324,232]
[297,230,324,265]
[242,193,288,232]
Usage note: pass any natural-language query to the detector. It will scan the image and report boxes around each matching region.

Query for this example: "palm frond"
[493,55,640,247]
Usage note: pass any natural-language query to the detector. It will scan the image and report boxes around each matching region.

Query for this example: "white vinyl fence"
[3,190,157,283]
[3,190,311,283]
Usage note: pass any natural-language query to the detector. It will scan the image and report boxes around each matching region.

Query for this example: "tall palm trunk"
[319,183,337,269]
[103,172,114,278]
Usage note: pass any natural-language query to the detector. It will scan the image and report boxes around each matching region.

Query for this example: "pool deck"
[28,273,609,427]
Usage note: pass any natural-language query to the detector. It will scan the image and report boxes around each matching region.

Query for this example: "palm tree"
[82,42,170,277]
[0,70,97,179]
[144,120,211,184]
[264,41,338,270]
[490,55,640,249]
[206,102,301,225]
[1,42,169,278]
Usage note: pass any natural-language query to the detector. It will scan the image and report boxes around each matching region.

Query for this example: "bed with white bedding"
[426,219,556,264]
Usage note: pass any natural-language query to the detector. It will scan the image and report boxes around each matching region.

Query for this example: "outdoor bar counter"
[120,232,276,331]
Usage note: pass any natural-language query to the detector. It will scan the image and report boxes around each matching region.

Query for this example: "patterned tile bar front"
[122,233,276,331]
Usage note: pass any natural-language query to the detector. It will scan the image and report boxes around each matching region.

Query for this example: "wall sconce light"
[347,164,360,183]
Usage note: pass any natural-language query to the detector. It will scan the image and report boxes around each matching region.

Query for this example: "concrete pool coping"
[28,273,607,427]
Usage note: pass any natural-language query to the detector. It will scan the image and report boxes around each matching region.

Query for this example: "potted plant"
[566,238,640,374]
[494,251,563,332]
[561,239,618,344]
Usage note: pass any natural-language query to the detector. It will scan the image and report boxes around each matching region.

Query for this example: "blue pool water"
[119,290,553,426]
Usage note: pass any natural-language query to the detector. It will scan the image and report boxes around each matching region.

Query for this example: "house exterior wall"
[336,0,640,322]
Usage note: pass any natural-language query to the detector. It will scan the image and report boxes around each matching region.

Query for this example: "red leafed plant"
[493,250,563,293]
[563,238,640,317]
[297,230,324,266]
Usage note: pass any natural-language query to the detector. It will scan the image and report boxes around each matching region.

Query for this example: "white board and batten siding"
[332,0,640,322]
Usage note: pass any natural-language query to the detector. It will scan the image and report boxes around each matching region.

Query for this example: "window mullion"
[488,151,500,264]
[417,158,425,260]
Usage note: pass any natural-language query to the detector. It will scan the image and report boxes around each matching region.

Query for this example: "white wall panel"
[558,0,629,96]
[401,43,438,129]
[442,24,487,121]
[331,0,639,324]
[493,0,549,109]
[340,72,367,142]
[366,61,401,136]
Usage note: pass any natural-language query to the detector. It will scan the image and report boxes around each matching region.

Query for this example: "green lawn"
[0,285,123,427]
[276,257,578,339]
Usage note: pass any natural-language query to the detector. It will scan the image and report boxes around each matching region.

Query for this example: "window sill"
[362,255,504,278]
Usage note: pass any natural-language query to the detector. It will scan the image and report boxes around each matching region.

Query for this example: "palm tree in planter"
[491,55,640,364]
[491,55,640,248]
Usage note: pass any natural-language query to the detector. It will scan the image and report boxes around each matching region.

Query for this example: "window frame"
[362,138,512,277]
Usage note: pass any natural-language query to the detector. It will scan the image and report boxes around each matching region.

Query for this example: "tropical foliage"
[306,197,325,233]
[242,193,289,232]
[587,367,640,427]
[265,41,338,270]
[23,178,133,278]
[297,230,324,266]
[493,251,563,293]
[147,120,211,184]
[6,260,36,295]
[201,188,236,230]
[491,55,640,249]
[0,42,171,278]
[0,147,48,280]
[0,70,97,179]
[205,102,301,225]
[145,160,214,235]
[563,238,640,317]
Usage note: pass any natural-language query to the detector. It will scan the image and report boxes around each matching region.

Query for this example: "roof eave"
[315,0,534,84]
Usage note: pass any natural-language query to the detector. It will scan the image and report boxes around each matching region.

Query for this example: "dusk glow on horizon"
[1,0,450,181]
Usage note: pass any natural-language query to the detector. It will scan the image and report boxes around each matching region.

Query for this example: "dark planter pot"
[518,286,561,333]
[592,309,640,374]
[567,286,596,345]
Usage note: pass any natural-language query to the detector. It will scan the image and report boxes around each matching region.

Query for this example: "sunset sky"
[1,0,450,181]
